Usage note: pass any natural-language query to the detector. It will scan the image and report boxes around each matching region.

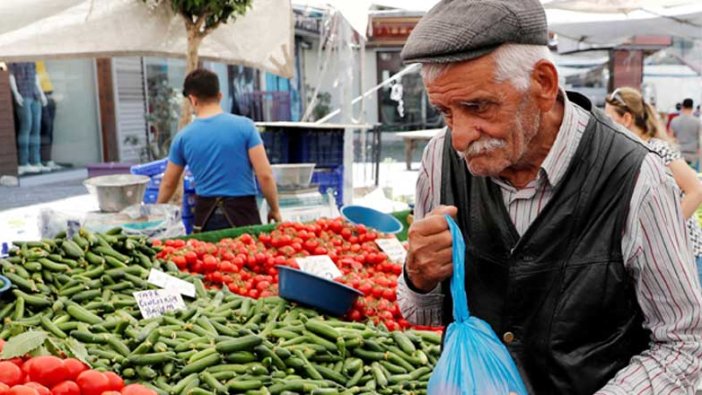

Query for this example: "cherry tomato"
[0,361,24,386]
[0,383,9,395]
[50,381,80,395]
[75,370,109,395]
[60,360,85,382]
[103,372,124,391]
[7,386,39,395]
[120,384,157,395]
[26,356,67,388]
[23,384,49,395]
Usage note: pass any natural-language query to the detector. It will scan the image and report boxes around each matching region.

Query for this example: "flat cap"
[401,0,548,64]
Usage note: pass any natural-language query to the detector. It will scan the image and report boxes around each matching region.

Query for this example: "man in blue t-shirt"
[157,69,281,231]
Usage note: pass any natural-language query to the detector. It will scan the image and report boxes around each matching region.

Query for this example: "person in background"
[605,87,702,282]
[671,98,702,167]
[397,0,702,393]
[667,101,682,132]
[158,68,281,231]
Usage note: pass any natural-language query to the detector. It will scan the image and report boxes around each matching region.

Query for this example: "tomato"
[256,281,271,291]
[171,255,187,269]
[102,392,122,395]
[184,251,197,265]
[23,384,49,395]
[50,381,80,395]
[103,372,124,391]
[60,360,85,382]
[348,309,362,321]
[26,356,68,388]
[382,289,396,302]
[75,370,109,395]
[7,386,39,395]
[0,361,24,386]
[247,289,259,298]
[201,255,218,272]
[120,384,157,395]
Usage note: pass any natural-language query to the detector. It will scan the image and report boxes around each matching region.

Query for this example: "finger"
[427,205,458,219]
[411,215,452,237]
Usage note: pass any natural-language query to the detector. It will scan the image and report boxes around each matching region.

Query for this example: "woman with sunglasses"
[605,86,702,278]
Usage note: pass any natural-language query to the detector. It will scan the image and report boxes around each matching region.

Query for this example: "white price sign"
[295,255,342,280]
[133,289,186,319]
[375,237,407,264]
[148,269,196,298]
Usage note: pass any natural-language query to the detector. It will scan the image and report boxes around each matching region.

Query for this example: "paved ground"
[0,179,88,211]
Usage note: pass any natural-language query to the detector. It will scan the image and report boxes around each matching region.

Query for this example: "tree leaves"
[0,330,48,359]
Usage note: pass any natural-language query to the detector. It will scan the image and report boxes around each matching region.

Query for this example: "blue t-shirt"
[169,113,262,197]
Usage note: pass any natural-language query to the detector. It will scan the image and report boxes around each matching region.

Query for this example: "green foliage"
[148,0,254,32]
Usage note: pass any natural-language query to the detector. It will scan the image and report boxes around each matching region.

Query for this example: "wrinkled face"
[425,57,542,177]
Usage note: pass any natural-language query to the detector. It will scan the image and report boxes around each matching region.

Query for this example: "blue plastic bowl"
[277,266,362,316]
[0,275,12,298]
[341,205,403,234]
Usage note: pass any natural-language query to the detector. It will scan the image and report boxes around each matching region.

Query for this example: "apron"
[193,195,261,233]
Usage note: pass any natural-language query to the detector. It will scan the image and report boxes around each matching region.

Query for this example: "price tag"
[375,237,407,264]
[295,255,342,280]
[133,289,186,319]
[148,269,196,298]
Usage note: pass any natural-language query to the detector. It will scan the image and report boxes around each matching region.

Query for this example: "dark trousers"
[193,195,261,233]
[40,93,56,163]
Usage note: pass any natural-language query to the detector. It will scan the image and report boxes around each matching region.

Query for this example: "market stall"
[0,207,439,394]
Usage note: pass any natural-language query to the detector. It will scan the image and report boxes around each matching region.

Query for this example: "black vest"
[440,92,651,394]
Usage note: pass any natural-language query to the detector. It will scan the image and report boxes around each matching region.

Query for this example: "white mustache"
[459,138,507,158]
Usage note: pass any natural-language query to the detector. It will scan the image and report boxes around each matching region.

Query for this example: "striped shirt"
[398,93,702,394]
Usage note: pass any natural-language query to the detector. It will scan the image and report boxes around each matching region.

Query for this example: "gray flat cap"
[401,0,548,64]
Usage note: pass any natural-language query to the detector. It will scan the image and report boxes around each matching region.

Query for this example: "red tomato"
[23,384,49,395]
[171,255,187,269]
[102,392,122,395]
[27,356,68,387]
[0,361,24,386]
[256,281,271,291]
[184,251,197,265]
[75,370,109,395]
[248,289,259,298]
[348,309,362,321]
[382,289,396,302]
[7,386,39,395]
[50,381,80,395]
[60,360,85,382]
[103,372,124,391]
[121,384,157,395]
[202,255,218,272]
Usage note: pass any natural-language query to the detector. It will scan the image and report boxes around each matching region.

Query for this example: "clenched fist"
[405,205,458,292]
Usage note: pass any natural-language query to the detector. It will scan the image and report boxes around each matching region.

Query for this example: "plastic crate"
[184,172,196,192]
[311,165,344,207]
[260,130,289,165]
[294,130,344,168]
[143,188,159,204]
[182,215,194,235]
[130,159,168,176]
[182,191,197,218]
[147,174,163,190]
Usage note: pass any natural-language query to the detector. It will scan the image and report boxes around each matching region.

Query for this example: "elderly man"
[397,0,702,394]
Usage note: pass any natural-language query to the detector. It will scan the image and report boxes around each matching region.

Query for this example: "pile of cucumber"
[0,229,440,394]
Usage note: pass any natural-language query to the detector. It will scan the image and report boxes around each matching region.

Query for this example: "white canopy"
[0,0,294,78]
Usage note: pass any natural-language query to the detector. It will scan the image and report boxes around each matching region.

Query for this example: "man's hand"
[406,205,458,292]
[268,209,282,223]
[14,94,23,107]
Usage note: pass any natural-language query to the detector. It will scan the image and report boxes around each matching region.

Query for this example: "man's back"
[671,113,702,155]
[169,113,262,198]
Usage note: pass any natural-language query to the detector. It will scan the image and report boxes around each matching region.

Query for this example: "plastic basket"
[182,192,196,218]
[312,166,344,207]
[182,215,194,235]
[130,159,168,176]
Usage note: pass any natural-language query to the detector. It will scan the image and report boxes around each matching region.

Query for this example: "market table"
[395,129,443,170]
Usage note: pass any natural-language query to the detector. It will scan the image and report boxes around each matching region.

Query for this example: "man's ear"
[530,60,559,112]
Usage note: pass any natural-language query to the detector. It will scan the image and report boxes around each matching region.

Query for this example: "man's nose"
[450,113,480,152]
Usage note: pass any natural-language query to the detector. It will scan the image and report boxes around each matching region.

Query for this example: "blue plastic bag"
[427,216,528,395]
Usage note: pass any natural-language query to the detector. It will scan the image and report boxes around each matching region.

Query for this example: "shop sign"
[296,255,342,280]
[148,268,196,298]
[375,237,407,264]
[133,289,186,319]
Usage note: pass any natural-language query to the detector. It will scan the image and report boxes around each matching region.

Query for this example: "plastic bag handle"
[445,215,470,322]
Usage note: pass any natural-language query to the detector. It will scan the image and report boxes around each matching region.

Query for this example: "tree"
[144,0,253,128]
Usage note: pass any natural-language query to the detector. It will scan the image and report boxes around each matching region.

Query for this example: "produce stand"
[0,211,437,394]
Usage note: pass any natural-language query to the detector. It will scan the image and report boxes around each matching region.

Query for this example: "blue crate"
[182,215,194,235]
[143,188,159,204]
[182,191,197,218]
[147,174,163,190]
[130,159,168,176]
[312,165,344,207]
[261,130,289,164]
[184,172,196,192]
[295,130,344,168]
